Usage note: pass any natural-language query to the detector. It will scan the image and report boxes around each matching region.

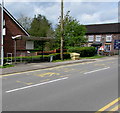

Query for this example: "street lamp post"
[0,0,4,66]
[60,0,64,60]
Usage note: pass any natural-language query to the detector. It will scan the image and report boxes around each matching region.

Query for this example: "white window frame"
[3,28,6,36]
[88,35,94,42]
[3,20,5,26]
[96,35,101,42]
[106,35,112,42]
[26,41,34,50]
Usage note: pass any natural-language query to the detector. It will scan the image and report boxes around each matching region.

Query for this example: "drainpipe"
[102,36,105,55]
[14,39,16,63]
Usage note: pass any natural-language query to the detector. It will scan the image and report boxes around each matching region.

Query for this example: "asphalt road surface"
[2,57,119,112]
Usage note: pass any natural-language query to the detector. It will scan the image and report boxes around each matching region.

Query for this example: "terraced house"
[85,23,120,55]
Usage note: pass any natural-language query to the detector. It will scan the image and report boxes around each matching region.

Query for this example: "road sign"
[114,40,120,50]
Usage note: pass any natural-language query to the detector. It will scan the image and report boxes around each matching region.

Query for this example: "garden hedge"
[3,52,70,63]
[68,47,96,57]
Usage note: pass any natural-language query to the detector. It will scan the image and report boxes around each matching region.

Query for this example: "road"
[2,57,119,112]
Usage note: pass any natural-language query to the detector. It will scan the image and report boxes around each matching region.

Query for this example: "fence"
[4,49,69,64]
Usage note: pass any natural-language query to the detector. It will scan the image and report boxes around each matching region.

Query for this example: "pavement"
[1,59,96,75]
[1,55,118,75]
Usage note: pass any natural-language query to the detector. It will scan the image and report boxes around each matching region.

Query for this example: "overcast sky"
[3,0,119,28]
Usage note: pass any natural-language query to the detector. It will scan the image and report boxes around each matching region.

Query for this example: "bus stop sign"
[114,40,120,50]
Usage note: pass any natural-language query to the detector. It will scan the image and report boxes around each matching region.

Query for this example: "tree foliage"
[17,14,32,31]
[28,14,54,50]
[54,11,87,49]
[28,14,53,37]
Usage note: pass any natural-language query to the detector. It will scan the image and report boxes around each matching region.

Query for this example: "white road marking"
[84,67,110,74]
[6,77,68,93]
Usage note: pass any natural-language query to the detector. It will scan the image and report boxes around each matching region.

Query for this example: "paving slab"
[1,55,118,75]
[1,59,96,75]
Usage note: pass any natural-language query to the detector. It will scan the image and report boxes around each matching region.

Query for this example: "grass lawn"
[52,59,72,62]
[0,64,14,68]
[81,55,105,59]
[52,55,105,62]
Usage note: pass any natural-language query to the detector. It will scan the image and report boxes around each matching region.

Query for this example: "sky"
[2,0,119,28]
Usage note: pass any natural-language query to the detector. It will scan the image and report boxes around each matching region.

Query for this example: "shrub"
[63,52,71,59]
[3,52,71,63]
[68,47,96,57]
[4,55,50,63]
[49,52,70,60]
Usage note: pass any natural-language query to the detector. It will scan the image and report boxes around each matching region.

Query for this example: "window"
[26,41,34,49]
[3,20,6,36]
[3,28,6,36]
[104,44,111,51]
[106,35,112,42]
[96,35,101,42]
[3,20,5,26]
[88,35,94,42]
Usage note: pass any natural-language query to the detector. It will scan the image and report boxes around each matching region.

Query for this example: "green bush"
[49,52,70,60]
[3,53,70,63]
[63,52,71,59]
[4,55,49,63]
[68,47,96,57]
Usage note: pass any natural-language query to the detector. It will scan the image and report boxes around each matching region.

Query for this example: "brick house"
[85,23,120,54]
[0,5,31,57]
[1,5,119,58]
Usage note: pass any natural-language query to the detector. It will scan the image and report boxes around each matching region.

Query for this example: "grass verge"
[52,55,105,62]
[52,59,71,62]
[81,55,105,59]
[0,64,14,68]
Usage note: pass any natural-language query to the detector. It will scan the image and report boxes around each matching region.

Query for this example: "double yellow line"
[95,97,120,113]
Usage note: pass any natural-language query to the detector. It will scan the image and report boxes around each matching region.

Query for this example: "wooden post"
[60,0,64,60]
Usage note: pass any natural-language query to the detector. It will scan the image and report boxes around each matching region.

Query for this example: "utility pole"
[0,0,4,66]
[60,0,64,60]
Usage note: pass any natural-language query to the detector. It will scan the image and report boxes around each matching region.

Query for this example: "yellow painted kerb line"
[107,104,120,113]
[95,97,120,113]
[0,66,71,78]
[0,62,92,78]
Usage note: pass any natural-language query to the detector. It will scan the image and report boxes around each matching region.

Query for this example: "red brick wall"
[87,34,120,54]
[3,10,27,57]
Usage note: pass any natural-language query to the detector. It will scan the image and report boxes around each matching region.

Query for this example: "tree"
[28,14,53,37]
[17,14,32,31]
[54,11,87,49]
[28,14,54,50]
